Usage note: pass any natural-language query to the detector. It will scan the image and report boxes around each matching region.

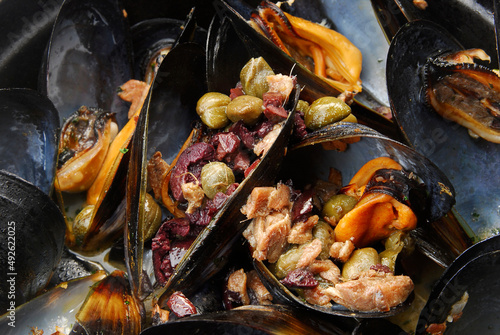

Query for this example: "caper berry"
[312,221,335,260]
[201,162,235,199]
[271,245,303,279]
[143,193,162,241]
[226,95,263,125]
[342,247,380,280]
[240,57,275,99]
[304,96,351,130]
[322,194,357,224]
[73,205,95,245]
[295,99,310,115]
[196,92,231,129]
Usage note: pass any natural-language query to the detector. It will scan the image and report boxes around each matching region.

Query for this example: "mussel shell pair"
[386,20,500,239]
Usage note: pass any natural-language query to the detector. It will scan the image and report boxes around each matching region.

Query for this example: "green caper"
[201,162,235,199]
[295,99,310,115]
[73,205,95,245]
[342,247,380,280]
[312,220,335,260]
[322,194,357,224]
[240,57,275,99]
[379,231,406,272]
[304,96,351,130]
[271,245,303,279]
[226,95,263,125]
[143,193,162,241]
[340,113,358,123]
[196,92,231,129]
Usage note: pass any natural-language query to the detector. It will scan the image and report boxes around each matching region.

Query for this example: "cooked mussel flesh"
[250,0,363,94]
[55,106,118,193]
[424,49,500,143]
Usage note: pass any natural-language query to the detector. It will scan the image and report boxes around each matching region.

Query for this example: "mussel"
[240,121,460,318]
[126,42,301,309]
[387,20,500,240]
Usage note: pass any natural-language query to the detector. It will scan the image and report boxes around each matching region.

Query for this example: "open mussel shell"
[0,88,59,194]
[210,0,401,140]
[415,235,500,334]
[386,20,500,240]
[249,122,461,318]
[39,0,133,128]
[154,91,299,307]
[125,36,301,305]
[141,304,357,335]
[0,170,65,311]
[125,40,208,301]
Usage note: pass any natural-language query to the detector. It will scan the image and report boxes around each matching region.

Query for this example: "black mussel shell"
[128,39,301,305]
[0,89,59,194]
[40,0,133,128]
[393,0,496,65]
[130,13,208,82]
[416,235,500,334]
[0,170,65,311]
[141,304,356,335]
[248,122,457,318]
[387,20,500,240]
[0,0,64,90]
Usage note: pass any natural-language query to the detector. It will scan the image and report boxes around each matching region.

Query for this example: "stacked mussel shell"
[0,0,496,334]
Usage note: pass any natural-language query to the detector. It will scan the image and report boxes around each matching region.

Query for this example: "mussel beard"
[56,106,118,193]
[425,55,500,143]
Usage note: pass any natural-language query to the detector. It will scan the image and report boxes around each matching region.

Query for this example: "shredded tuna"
[241,184,291,219]
[303,286,332,306]
[253,123,282,156]
[247,270,273,305]
[147,151,170,200]
[296,238,322,269]
[226,269,250,306]
[329,240,355,263]
[308,259,341,284]
[243,212,291,263]
[324,270,414,312]
[288,215,318,244]
[266,74,294,100]
[181,182,204,214]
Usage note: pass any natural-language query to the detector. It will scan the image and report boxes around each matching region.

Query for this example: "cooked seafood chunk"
[325,270,414,312]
